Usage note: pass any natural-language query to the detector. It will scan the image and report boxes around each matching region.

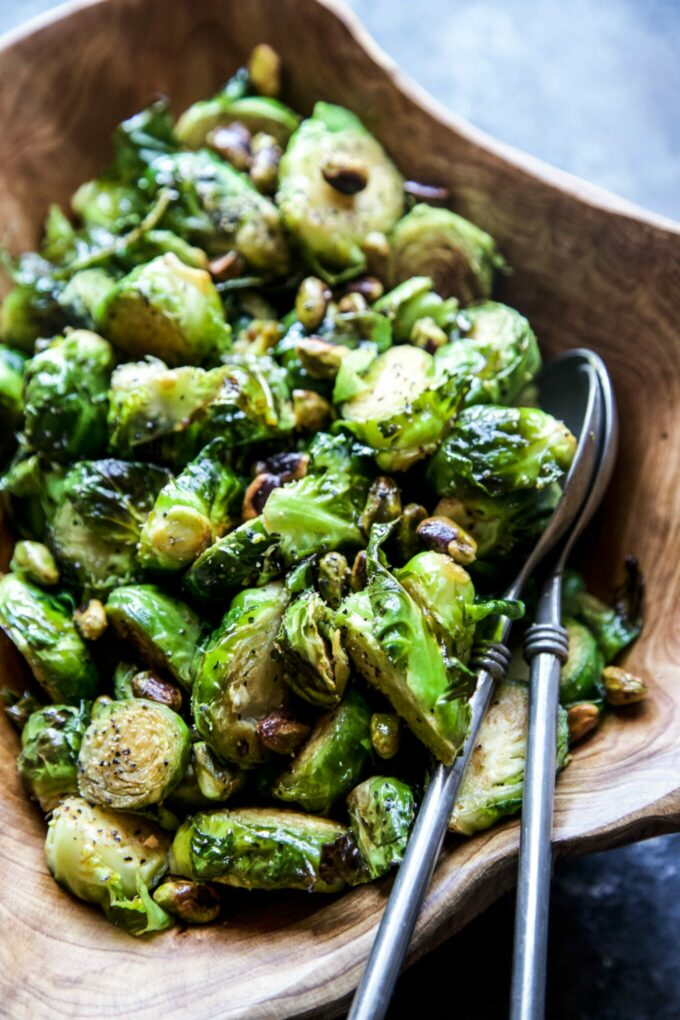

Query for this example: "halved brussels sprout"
[177,92,300,148]
[106,585,204,690]
[77,698,190,810]
[277,103,404,279]
[45,797,173,935]
[22,330,114,464]
[169,807,347,892]
[0,574,98,703]
[563,563,643,664]
[560,618,605,707]
[272,689,372,813]
[97,253,231,366]
[58,269,117,331]
[17,703,89,811]
[192,582,288,766]
[9,540,60,587]
[449,680,569,835]
[0,345,26,443]
[346,776,415,881]
[184,516,283,602]
[388,203,505,302]
[275,590,350,707]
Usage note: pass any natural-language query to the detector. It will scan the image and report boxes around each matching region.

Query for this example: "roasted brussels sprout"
[0,574,98,703]
[193,582,288,765]
[98,254,231,366]
[563,562,643,664]
[17,703,89,811]
[388,203,505,301]
[112,661,137,700]
[277,103,404,279]
[77,698,190,810]
[22,330,114,463]
[152,879,221,924]
[9,540,60,587]
[560,619,605,707]
[272,689,371,813]
[177,83,300,147]
[106,585,204,690]
[373,276,458,342]
[346,776,415,881]
[170,807,348,892]
[57,268,117,330]
[45,797,173,934]
[275,590,350,707]
[138,441,244,573]
[0,345,25,460]
[1,687,43,731]
[370,713,400,759]
[449,680,569,835]
[184,515,282,601]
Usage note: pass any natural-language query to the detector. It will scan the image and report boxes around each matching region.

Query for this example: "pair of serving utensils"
[349,348,617,1020]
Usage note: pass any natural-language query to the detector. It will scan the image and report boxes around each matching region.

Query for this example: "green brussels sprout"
[9,540,60,587]
[346,776,415,881]
[317,551,351,609]
[370,713,400,759]
[192,582,288,765]
[1,687,44,731]
[57,268,117,330]
[198,353,294,449]
[272,689,371,813]
[0,574,98,703]
[22,330,114,463]
[169,807,347,892]
[277,103,404,280]
[193,741,245,802]
[359,476,402,536]
[436,301,541,407]
[0,450,66,542]
[373,276,459,342]
[427,404,577,499]
[17,703,89,811]
[138,441,244,573]
[275,590,350,708]
[152,879,221,924]
[106,585,204,690]
[184,516,283,602]
[113,661,138,700]
[560,618,605,707]
[449,680,569,835]
[388,203,505,301]
[336,345,467,471]
[0,345,26,444]
[49,459,170,596]
[564,562,643,664]
[71,178,145,232]
[177,92,300,148]
[97,253,231,366]
[45,797,173,935]
[78,698,190,810]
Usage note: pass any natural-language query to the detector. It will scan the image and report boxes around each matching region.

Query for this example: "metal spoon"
[510,350,617,1020]
[348,350,604,1020]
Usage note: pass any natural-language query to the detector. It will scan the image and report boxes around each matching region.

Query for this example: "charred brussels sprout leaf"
[560,619,605,707]
[18,703,89,811]
[22,330,114,463]
[346,776,415,882]
[170,807,348,892]
[106,585,204,690]
[275,590,350,707]
[45,797,173,935]
[272,689,372,813]
[192,582,288,766]
[78,698,190,810]
[277,103,404,280]
[0,574,98,703]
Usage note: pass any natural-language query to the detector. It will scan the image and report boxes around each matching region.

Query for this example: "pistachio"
[131,670,183,712]
[10,540,60,587]
[152,878,221,924]
[295,336,349,379]
[253,450,309,481]
[417,514,477,565]
[295,276,330,332]
[347,275,385,303]
[292,388,334,433]
[410,315,449,353]
[361,231,390,278]
[337,291,368,314]
[247,43,282,98]
[208,122,252,171]
[242,472,282,520]
[350,550,368,592]
[208,250,246,281]
[256,708,311,755]
[567,702,601,744]
[250,132,282,194]
[321,153,369,195]
[235,318,281,356]
[73,599,108,641]
[602,666,648,706]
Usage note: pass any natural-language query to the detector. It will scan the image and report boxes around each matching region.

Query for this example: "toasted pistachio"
[403,180,450,203]
[73,599,108,641]
[152,879,221,924]
[9,541,60,587]
[392,502,428,562]
[208,250,246,281]
[337,292,368,314]
[1,688,43,732]
[362,231,390,279]
[242,472,282,520]
[248,43,282,98]
[208,122,252,171]
[359,476,402,536]
[295,337,349,379]
[417,515,477,565]
[318,552,351,609]
[370,712,400,759]
[250,132,282,194]
[347,276,385,303]
[295,276,330,332]
[235,318,281,356]
[253,451,309,481]
[256,708,311,755]
[131,671,183,712]
[602,666,648,706]
[321,153,369,195]
[351,550,368,592]
[567,702,601,744]
[410,316,449,353]
[292,389,334,433]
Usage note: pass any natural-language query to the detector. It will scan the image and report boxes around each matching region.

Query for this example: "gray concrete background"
[1,1,679,1018]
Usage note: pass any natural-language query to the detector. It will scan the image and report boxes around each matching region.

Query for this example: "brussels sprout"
[428,405,577,499]
[272,689,371,813]
[73,599,108,641]
[602,666,648,706]
[193,582,288,765]
[560,619,605,707]
[152,879,221,924]
[0,345,26,447]
[198,353,294,449]
[177,91,299,148]
[112,661,137,700]
[373,276,458,342]
[71,178,145,232]
[17,703,89,811]
[184,516,283,602]
[567,702,601,744]
[138,441,244,573]
[97,253,231,366]
[359,476,402,536]
[169,807,347,892]
[0,574,98,703]
[193,741,244,801]
[336,345,467,471]
[449,680,569,835]
[256,708,311,756]
[130,671,183,712]
[57,269,117,330]
[277,103,404,279]
[370,713,401,759]
[346,776,415,881]
[0,276,62,354]
[22,330,114,463]
[388,203,505,301]
[275,590,350,708]
[106,585,204,690]
[49,459,170,596]
[45,797,173,935]
[9,541,60,587]
[568,566,643,663]
[77,698,190,810]
[1,687,44,731]
[317,551,351,609]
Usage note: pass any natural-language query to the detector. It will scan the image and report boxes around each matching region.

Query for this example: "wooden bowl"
[1,0,679,1016]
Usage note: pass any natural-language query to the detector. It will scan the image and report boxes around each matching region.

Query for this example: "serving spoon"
[348,349,604,1020]
[510,350,617,1020]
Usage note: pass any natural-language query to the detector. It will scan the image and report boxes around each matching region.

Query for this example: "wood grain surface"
[0,0,679,1017]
